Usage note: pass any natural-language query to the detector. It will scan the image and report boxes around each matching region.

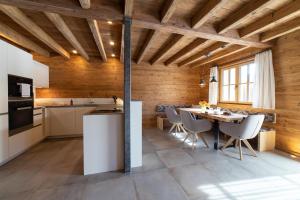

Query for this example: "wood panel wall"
[199,30,300,155]
[35,55,201,127]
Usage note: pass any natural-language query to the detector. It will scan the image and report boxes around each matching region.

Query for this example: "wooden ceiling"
[0,0,299,68]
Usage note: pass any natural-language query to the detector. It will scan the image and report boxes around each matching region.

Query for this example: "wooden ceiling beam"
[155,0,224,65]
[45,12,89,60]
[0,21,50,57]
[78,0,90,9]
[0,0,122,21]
[87,19,107,62]
[135,0,177,64]
[191,45,249,67]
[150,34,183,64]
[239,0,300,38]
[164,38,207,65]
[132,19,271,48]
[217,0,273,34]
[161,0,177,23]
[136,30,159,64]
[260,17,300,42]
[0,5,70,58]
[124,0,134,17]
[192,0,225,29]
[178,41,226,66]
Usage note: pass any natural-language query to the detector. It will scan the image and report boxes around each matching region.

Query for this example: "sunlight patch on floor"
[198,174,300,200]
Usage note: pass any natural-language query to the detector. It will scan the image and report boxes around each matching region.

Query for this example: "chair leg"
[243,140,257,157]
[199,134,209,148]
[222,137,235,150]
[235,140,239,148]
[192,134,197,151]
[238,140,243,160]
[168,124,176,134]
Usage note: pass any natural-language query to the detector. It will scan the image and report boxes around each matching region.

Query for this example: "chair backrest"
[180,110,195,131]
[239,115,265,139]
[165,106,180,123]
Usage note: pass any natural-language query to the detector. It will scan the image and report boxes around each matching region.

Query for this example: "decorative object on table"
[223,111,231,116]
[199,100,210,112]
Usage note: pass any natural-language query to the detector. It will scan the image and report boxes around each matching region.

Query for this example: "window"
[220,62,255,104]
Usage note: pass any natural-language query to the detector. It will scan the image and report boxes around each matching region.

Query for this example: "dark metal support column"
[123,16,131,173]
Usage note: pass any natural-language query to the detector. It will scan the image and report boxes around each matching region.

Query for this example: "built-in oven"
[8,74,34,136]
[8,100,33,136]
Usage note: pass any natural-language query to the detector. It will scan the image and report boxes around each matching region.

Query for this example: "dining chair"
[180,110,212,150]
[220,114,265,160]
[165,106,185,134]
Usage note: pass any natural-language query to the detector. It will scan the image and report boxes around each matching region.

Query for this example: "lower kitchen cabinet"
[8,125,44,158]
[0,115,9,164]
[46,107,96,136]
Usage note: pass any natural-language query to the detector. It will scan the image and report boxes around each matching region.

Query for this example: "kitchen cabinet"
[0,115,9,164]
[48,107,76,136]
[46,107,96,136]
[7,42,33,79]
[32,61,49,88]
[8,125,44,158]
[75,107,96,134]
[0,40,8,114]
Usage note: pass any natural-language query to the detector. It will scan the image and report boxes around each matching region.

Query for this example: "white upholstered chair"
[165,107,184,134]
[180,110,212,150]
[220,115,265,160]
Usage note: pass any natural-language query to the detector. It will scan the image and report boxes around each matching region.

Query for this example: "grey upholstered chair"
[220,115,265,160]
[165,107,185,134]
[180,110,212,150]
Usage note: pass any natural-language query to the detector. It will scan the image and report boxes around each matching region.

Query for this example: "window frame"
[219,61,255,105]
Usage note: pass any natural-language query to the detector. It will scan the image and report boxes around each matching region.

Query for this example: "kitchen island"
[83,101,142,175]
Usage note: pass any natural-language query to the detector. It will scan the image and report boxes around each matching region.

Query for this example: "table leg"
[213,120,219,150]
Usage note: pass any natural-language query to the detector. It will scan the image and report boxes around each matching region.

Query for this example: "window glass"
[222,86,229,101]
[230,68,235,84]
[249,63,255,83]
[239,84,247,102]
[229,85,235,101]
[240,65,248,84]
[248,83,254,102]
[223,69,229,85]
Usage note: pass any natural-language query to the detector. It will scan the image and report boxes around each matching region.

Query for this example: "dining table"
[179,108,247,150]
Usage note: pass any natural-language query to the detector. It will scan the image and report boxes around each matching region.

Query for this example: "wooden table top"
[179,108,247,123]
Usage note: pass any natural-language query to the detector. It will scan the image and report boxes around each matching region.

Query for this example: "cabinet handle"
[17,106,32,111]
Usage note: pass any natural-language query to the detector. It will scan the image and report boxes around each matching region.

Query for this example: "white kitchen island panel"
[83,113,124,175]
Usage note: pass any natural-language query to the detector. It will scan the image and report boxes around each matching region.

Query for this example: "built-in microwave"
[8,74,33,98]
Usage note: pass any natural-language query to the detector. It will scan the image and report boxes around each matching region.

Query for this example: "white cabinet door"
[32,61,49,88]
[0,40,8,113]
[7,43,33,79]
[0,115,9,163]
[49,108,76,136]
[75,107,96,135]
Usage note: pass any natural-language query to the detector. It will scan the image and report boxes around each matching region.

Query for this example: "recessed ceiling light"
[111,53,115,57]
[107,21,113,25]
[109,41,115,46]
[72,50,78,54]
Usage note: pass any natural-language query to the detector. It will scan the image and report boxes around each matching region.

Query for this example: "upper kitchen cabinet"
[32,61,49,88]
[6,42,33,79]
[0,40,8,114]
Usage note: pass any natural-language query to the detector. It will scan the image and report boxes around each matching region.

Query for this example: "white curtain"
[209,66,218,105]
[253,50,275,109]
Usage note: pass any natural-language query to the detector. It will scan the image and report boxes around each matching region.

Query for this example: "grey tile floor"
[1,128,300,200]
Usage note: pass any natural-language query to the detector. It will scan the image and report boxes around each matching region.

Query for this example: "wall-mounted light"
[199,79,206,88]
[109,41,115,46]
[107,20,113,25]
[111,53,115,57]
[72,49,78,54]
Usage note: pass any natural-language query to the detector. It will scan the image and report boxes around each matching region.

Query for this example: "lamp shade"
[199,79,206,87]
[210,76,217,83]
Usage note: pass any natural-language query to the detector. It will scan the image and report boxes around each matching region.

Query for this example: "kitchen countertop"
[85,108,123,115]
